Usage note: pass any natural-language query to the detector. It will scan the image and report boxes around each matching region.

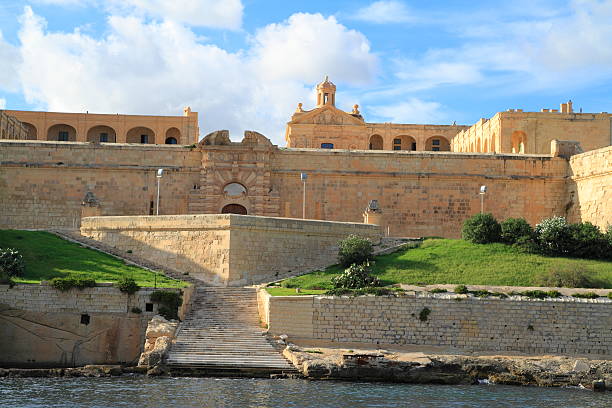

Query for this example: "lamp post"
[301,173,308,219]
[479,185,487,213]
[156,169,164,215]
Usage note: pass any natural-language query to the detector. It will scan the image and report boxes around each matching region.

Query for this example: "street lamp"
[479,185,487,213]
[301,173,308,219]
[156,169,164,215]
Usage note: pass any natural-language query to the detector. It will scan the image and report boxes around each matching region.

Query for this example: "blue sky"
[1,0,612,144]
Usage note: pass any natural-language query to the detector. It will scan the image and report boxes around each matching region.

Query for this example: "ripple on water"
[1,376,610,408]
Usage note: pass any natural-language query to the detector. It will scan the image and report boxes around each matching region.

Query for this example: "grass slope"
[0,230,186,288]
[279,239,612,290]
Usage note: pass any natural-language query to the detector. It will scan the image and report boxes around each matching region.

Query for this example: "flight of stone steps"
[166,287,297,376]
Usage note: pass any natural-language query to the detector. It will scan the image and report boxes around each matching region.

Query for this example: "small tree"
[500,218,533,245]
[461,213,501,244]
[0,248,25,278]
[331,262,380,289]
[337,235,373,267]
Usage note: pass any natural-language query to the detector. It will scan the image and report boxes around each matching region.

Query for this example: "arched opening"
[425,136,450,151]
[47,124,77,141]
[1,129,5,139]
[392,135,417,151]
[369,134,383,150]
[223,182,247,198]
[483,139,489,153]
[476,137,481,152]
[23,123,37,140]
[126,126,155,144]
[511,131,527,153]
[87,125,117,143]
[165,127,181,144]
[221,204,247,215]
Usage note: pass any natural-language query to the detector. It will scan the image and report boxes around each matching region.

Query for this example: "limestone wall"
[0,284,168,367]
[80,214,381,286]
[567,146,612,230]
[263,292,612,356]
[0,141,200,229]
[271,149,569,237]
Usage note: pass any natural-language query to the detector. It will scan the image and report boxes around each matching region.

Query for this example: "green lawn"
[0,230,187,288]
[278,239,612,290]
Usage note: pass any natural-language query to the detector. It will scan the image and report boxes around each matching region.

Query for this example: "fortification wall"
[262,292,612,356]
[0,284,164,367]
[567,146,612,229]
[0,141,200,229]
[80,214,380,286]
[272,149,568,237]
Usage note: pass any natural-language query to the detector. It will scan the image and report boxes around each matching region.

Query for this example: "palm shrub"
[500,218,533,244]
[337,235,373,267]
[0,248,25,278]
[331,262,380,289]
[461,213,501,244]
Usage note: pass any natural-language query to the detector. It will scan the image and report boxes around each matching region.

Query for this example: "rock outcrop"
[138,315,178,369]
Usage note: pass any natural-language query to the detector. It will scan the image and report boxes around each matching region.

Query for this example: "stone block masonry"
[0,283,180,367]
[261,292,612,356]
[80,214,381,286]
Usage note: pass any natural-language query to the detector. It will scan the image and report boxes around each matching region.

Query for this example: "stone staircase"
[166,287,296,376]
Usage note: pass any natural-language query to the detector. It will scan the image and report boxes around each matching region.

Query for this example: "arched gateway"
[221,204,247,215]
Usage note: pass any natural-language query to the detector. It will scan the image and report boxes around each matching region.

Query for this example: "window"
[320,143,334,149]
[223,183,247,198]
[165,137,177,144]
[411,142,417,151]
[140,134,148,144]
[432,139,440,146]
[100,133,108,142]
[393,138,402,151]
[432,147,440,151]
[58,131,69,141]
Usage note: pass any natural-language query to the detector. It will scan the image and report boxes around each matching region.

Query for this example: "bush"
[130,307,142,314]
[535,264,598,288]
[500,218,533,245]
[567,222,610,259]
[150,290,182,320]
[454,284,469,294]
[534,216,572,256]
[50,277,96,291]
[0,248,25,278]
[461,213,501,244]
[513,235,540,254]
[331,262,380,289]
[429,288,447,294]
[513,290,561,299]
[608,292,612,300]
[572,292,600,299]
[0,270,15,287]
[115,277,140,294]
[337,235,373,267]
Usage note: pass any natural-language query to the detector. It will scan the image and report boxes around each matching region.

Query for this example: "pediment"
[290,105,364,126]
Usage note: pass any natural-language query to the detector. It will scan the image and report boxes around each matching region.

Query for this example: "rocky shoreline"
[282,345,611,391]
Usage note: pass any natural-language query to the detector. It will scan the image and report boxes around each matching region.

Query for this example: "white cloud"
[352,1,414,24]
[250,13,377,84]
[394,60,484,91]
[0,31,21,92]
[0,98,6,109]
[109,0,243,29]
[370,98,447,124]
[15,7,377,143]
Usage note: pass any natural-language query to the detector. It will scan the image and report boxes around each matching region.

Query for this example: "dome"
[316,75,336,91]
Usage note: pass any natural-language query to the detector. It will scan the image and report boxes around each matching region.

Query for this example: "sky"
[1,0,612,145]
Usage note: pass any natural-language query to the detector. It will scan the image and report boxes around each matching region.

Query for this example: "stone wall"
[262,291,612,356]
[0,283,170,367]
[567,146,612,230]
[80,214,381,286]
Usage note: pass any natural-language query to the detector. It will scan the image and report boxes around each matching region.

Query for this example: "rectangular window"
[100,133,108,142]
[432,139,440,146]
[411,142,417,151]
[58,131,69,141]
[320,143,334,149]
[140,134,148,144]
[393,145,401,150]
[393,138,401,145]
[432,147,440,151]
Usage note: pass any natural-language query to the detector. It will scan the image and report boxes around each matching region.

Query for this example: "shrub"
[331,262,380,289]
[454,284,468,294]
[50,277,96,291]
[338,235,373,267]
[513,235,540,254]
[608,292,612,300]
[0,248,25,278]
[115,277,140,294]
[418,307,431,322]
[429,288,447,294]
[567,222,610,259]
[0,270,15,287]
[130,307,142,314]
[572,292,600,299]
[513,290,561,299]
[534,216,572,256]
[535,264,598,288]
[150,290,182,320]
[461,213,501,244]
[500,218,533,244]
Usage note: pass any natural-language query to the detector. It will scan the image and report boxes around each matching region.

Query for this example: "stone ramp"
[166,287,296,376]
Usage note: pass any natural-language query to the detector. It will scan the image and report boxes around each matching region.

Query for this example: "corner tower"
[316,76,336,107]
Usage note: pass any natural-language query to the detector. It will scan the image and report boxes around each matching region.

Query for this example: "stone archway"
[221,204,247,215]
[126,126,155,144]
[47,124,77,141]
[369,134,383,150]
[425,136,450,151]
[87,125,117,143]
